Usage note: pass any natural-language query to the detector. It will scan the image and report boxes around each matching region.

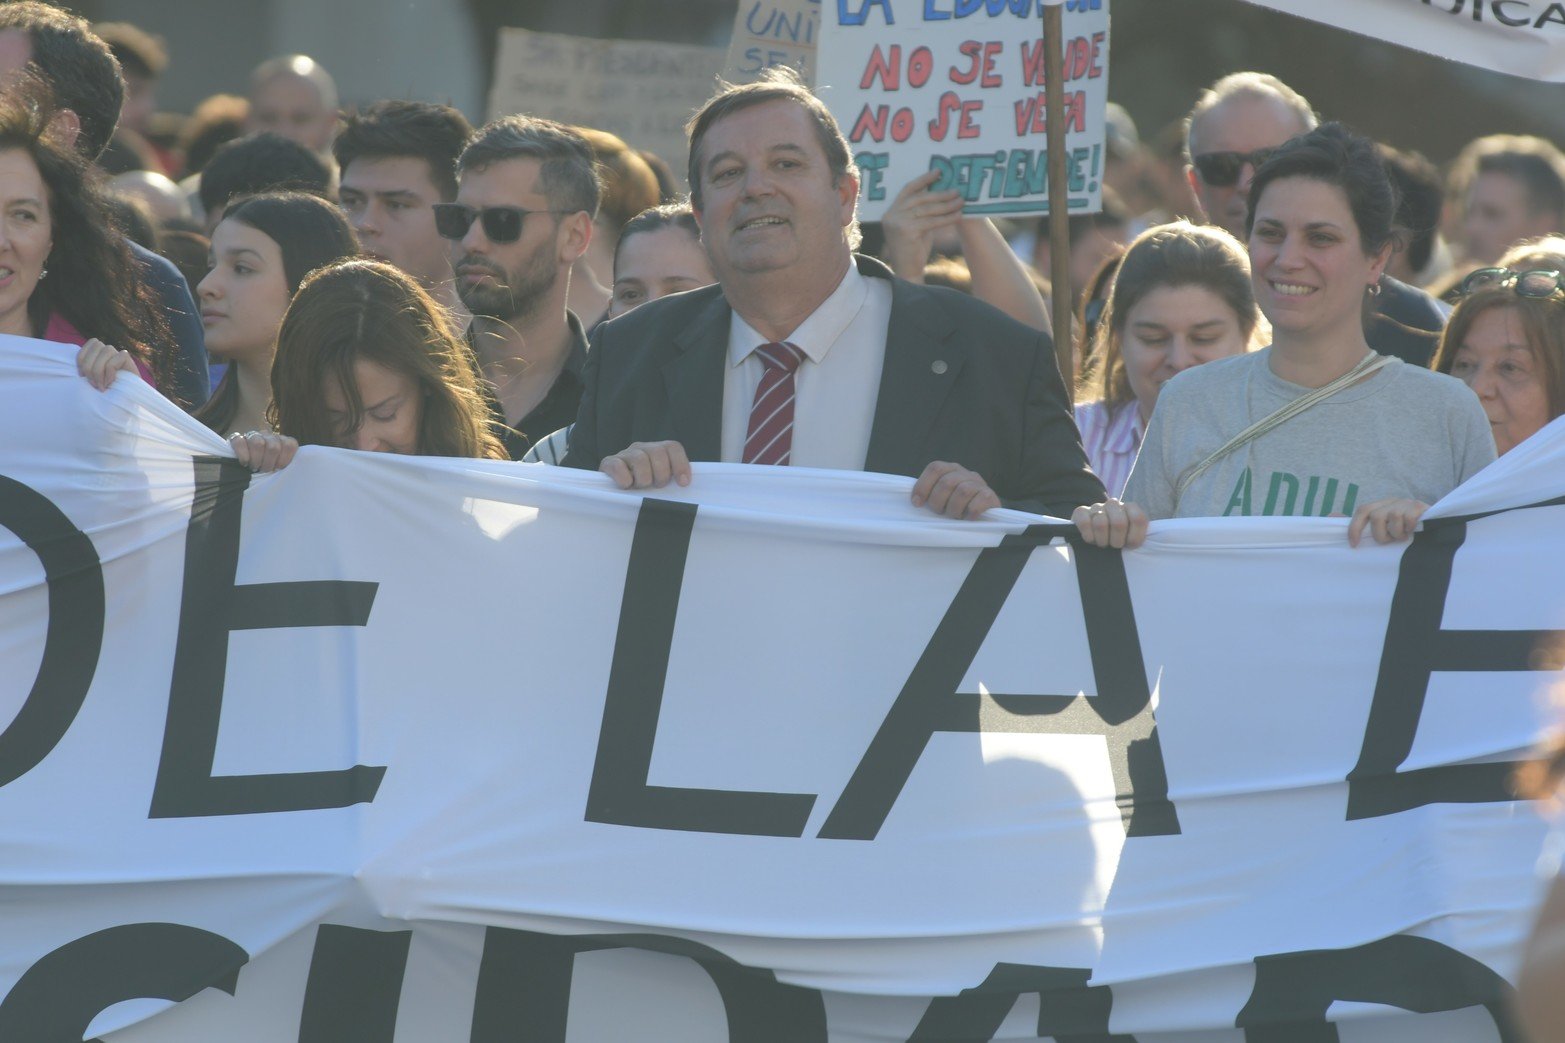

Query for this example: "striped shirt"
[522,424,572,465]
[1074,398,1145,500]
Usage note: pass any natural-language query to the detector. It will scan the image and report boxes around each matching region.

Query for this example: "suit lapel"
[865,272,963,476]
[663,292,731,461]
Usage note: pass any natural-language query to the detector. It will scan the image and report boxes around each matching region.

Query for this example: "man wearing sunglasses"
[1185,72,1445,365]
[441,116,598,458]
[563,70,1104,520]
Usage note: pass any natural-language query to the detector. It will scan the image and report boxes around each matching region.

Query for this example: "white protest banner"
[0,337,1557,1041]
[1239,0,1565,81]
[816,0,1109,221]
[722,0,821,84]
[487,28,726,183]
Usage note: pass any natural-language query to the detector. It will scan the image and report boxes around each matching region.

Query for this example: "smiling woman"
[1074,124,1496,551]
[0,79,172,395]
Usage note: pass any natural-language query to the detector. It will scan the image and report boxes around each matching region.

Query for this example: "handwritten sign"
[722,0,821,83]
[487,28,726,186]
[816,0,1110,220]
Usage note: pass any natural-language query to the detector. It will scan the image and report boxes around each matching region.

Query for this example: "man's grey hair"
[1184,72,1317,162]
[458,115,602,217]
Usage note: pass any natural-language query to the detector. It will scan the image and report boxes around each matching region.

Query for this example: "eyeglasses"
[432,203,573,243]
[1191,148,1277,187]
[1457,267,1565,299]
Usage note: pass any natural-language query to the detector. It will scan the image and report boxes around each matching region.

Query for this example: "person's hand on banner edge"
[1073,498,1149,549]
[75,338,140,392]
[600,440,692,489]
[1348,497,1429,547]
[912,461,1001,519]
[229,431,299,473]
[881,170,965,283]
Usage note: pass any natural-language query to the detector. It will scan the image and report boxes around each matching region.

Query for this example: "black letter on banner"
[149,457,384,817]
[1538,2,1565,28]
[584,498,817,837]
[820,527,1179,840]
[0,475,104,787]
[298,925,411,1042]
[469,927,827,1042]
[0,923,248,1041]
[909,963,1132,1041]
[1347,517,1565,820]
[1236,934,1521,1041]
[1491,0,1532,25]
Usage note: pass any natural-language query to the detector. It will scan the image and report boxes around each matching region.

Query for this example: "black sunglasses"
[432,203,573,243]
[1458,266,1565,299]
[1191,148,1277,188]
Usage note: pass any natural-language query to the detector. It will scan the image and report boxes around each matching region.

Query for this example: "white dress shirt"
[720,264,894,470]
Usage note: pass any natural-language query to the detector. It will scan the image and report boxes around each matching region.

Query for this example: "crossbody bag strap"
[1173,353,1393,505]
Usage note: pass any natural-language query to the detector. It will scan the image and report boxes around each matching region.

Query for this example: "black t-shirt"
[473,311,588,460]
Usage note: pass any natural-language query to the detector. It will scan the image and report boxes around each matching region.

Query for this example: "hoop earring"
[1367,281,1382,297]
[37,266,47,281]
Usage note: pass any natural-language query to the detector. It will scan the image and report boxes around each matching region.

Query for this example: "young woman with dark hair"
[229,259,506,471]
[194,191,359,434]
[1075,124,1494,549]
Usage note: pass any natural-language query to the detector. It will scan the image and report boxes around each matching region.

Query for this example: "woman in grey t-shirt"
[1075,124,1493,550]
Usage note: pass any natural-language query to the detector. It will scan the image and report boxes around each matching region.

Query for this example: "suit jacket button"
[931,360,948,375]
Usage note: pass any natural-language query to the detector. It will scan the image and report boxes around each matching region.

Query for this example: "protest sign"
[722,0,820,83]
[0,338,1555,1041]
[816,0,1110,221]
[1241,0,1565,81]
[487,28,726,184]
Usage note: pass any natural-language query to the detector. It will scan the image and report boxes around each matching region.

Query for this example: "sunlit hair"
[573,125,661,239]
[1183,71,1316,163]
[1497,235,1565,275]
[0,77,171,387]
[1078,220,1260,408]
[269,259,505,460]
[1432,285,1565,420]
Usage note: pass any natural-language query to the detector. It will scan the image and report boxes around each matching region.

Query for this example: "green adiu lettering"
[1224,468,1359,517]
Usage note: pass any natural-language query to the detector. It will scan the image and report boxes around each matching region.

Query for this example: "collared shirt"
[719,264,893,470]
[476,311,589,460]
[1074,398,1144,500]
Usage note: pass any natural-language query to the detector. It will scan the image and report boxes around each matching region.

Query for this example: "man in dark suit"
[564,71,1102,520]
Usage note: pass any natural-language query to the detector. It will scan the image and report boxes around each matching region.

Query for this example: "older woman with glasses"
[1433,266,1565,455]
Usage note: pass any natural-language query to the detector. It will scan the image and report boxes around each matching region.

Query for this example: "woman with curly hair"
[229,259,506,470]
[0,81,172,394]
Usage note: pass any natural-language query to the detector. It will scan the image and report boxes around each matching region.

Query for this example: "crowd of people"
[10,6,1551,544]
[5,0,1565,1033]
